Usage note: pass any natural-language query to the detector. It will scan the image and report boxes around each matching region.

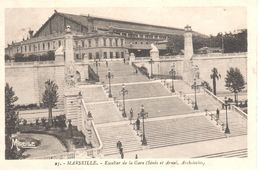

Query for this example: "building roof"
[33,10,207,38]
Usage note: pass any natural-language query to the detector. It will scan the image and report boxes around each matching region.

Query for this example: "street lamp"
[106,69,114,98]
[224,97,231,134]
[193,78,199,110]
[138,105,148,145]
[169,63,176,93]
[149,58,154,79]
[120,84,128,118]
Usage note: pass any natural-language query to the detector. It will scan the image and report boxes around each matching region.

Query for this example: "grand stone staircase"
[142,116,226,149]
[97,124,142,156]
[90,61,149,84]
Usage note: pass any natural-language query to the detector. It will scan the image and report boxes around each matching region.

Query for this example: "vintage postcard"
[0,0,257,170]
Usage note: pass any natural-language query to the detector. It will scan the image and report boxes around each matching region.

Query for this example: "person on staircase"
[216,108,220,122]
[129,108,134,125]
[136,118,141,136]
[116,140,122,151]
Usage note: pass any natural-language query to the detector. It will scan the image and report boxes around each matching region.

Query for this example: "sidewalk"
[104,135,247,159]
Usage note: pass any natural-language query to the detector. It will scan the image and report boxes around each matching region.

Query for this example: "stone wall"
[5,63,88,106]
[192,53,247,92]
[133,53,247,93]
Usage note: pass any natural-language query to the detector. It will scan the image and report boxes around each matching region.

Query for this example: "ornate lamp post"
[169,63,176,93]
[120,84,128,118]
[193,78,199,110]
[224,96,231,134]
[149,58,154,79]
[106,69,114,98]
[138,105,148,145]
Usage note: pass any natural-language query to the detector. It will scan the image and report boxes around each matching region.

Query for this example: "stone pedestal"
[63,88,81,126]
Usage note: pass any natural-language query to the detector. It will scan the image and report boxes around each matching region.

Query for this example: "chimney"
[29,30,34,38]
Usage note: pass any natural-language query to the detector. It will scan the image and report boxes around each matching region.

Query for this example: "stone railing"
[80,99,103,157]
[204,88,225,106]
[134,57,150,61]
[231,105,247,119]
[193,52,247,59]
[203,88,247,119]
[88,65,99,82]
[33,99,103,159]
[159,55,184,60]
[5,60,55,66]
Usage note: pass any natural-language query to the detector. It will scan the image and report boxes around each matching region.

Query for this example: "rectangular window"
[53,41,56,49]
[48,42,50,50]
[104,52,107,58]
[58,40,61,47]
[25,45,27,52]
[38,43,40,51]
[43,43,45,50]
[121,52,124,58]
[110,52,113,58]
[96,52,99,59]
[89,53,92,59]
[82,40,84,47]
[29,45,31,52]
[116,52,119,58]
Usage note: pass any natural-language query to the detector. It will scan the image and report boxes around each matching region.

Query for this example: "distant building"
[5,10,206,59]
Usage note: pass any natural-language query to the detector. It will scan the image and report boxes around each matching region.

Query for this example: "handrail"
[231,105,247,119]
[88,65,99,82]
[204,88,225,105]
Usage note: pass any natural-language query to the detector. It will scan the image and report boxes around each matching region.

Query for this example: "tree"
[5,83,19,159]
[42,80,59,126]
[225,67,245,105]
[210,68,221,95]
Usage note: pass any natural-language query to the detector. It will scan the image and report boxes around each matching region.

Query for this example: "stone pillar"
[55,46,64,64]
[129,53,135,65]
[184,25,193,60]
[64,26,74,63]
[150,44,160,77]
[63,25,81,125]
[182,25,194,83]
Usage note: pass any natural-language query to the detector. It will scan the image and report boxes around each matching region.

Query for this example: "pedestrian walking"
[135,69,138,74]
[135,154,138,159]
[129,108,134,125]
[136,118,140,135]
[123,58,126,63]
[116,140,122,150]
[216,108,220,121]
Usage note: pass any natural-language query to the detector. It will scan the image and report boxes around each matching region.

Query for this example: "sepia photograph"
[2,1,257,169]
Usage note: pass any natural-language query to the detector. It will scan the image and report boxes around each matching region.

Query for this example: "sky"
[4,7,246,45]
